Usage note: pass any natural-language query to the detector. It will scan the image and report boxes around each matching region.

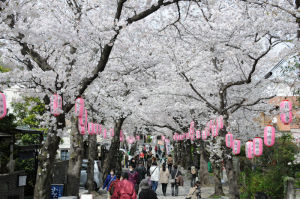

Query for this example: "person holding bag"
[170,165,181,196]
[159,163,170,196]
[150,161,160,192]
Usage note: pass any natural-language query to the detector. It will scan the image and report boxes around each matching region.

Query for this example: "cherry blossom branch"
[180,71,220,113]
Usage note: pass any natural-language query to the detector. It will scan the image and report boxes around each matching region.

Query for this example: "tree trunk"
[129,142,137,157]
[174,142,178,163]
[87,134,97,193]
[102,118,125,180]
[224,157,240,199]
[213,166,225,196]
[34,113,64,199]
[34,128,60,199]
[199,142,210,186]
[178,141,184,167]
[65,116,84,196]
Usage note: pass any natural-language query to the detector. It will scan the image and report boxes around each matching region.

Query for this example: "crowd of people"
[102,145,202,199]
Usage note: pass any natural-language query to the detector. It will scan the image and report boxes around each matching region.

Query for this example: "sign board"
[80,194,93,199]
[18,175,27,186]
[50,184,64,199]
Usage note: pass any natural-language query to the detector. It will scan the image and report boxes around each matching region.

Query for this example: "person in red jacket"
[111,172,137,199]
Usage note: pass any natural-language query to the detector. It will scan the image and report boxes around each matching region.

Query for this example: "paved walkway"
[80,179,229,199]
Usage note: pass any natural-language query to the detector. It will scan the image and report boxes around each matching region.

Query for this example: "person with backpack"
[103,169,116,191]
[150,161,160,192]
[111,172,137,199]
[108,172,121,198]
[138,179,158,199]
[128,164,139,193]
[159,163,170,196]
[171,165,182,196]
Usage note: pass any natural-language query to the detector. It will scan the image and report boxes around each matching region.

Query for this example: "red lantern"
[225,132,233,148]
[232,139,241,155]
[0,93,7,119]
[50,94,62,116]
[75,97,84,117]
[264,125,275,147]
[280,100,293,125]
[253,137,263,157]
[136,135,140,141]
[246,141,254,159]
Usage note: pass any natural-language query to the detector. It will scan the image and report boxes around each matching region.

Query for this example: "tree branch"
[180,72,220,113]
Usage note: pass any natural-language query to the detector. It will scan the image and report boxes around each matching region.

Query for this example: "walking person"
[111,172,137,199]
[186,181,201,199]
[138,179,158,199]
[190,166,197,187]
[108,172,122,198]
[150,161,160,192]
[128,164,139,194]
[159,163,170,196]
[167,154,173,172]
[171,165,182,196]
[103,169,116,191]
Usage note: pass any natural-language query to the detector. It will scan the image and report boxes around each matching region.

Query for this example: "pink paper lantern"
[189,121,195,134]
[94,124,99,134]
[196,131,201,139]
[173,134,176,141]
[120,130,124,142]
[165,139,170,143]
[280,100,293,125]
[225,132,233,148]
[162,135,165,141]
[217,116,224,129]
[78,119,86,135]
[212,125,218,137]
[246,141,254,159]
[202,130,207,140]
[264,125,275,147]
[88,122,95,135]
[205,127,210,137]
[280,112,293,125]
[110,128,114,137]
[50,94,62,116]
[75,97,84,117]
[98,124,102,135]
[0,93,7,119]
[103,128,107,139]
[253,137,263,157]
[232,139,241,155]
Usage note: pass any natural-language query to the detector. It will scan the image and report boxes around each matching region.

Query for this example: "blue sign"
[50,184,64,199]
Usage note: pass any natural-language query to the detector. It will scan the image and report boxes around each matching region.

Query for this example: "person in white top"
[149,161,160,192]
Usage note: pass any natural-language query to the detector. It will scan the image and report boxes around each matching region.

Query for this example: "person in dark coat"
[138,179,158,199]
[171,165,182,196]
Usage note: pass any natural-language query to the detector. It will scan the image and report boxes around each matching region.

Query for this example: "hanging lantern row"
[50,94,63,116]
[280,100,293,125]
[0,93,7,119]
